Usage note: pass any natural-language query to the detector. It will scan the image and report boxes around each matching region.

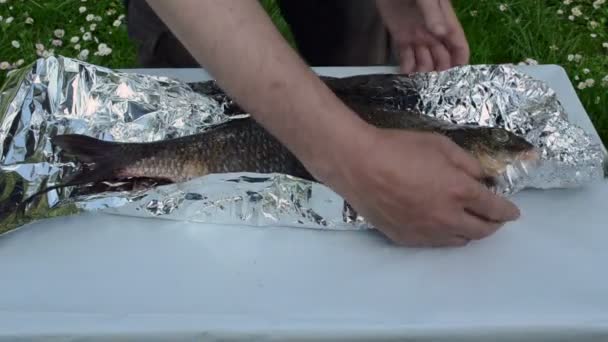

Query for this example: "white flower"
[15,59,24,67]
[94,43,113,56]
[74,43,81,50]
[11,40,20,48]
[5,16,13,24]
[90,23,96,31]
[25,17,33,24]
[79,6,86,13]
[590,21,599,29]
[603,42,608,48]
[574,75,580,80]
[54,29,65,38]
[42,49,54,58]
[51,39,62,47]
[86,14,94,21]
[35,43,44,51]
[106,9,116,16]
[591,33,597,38]
[113,19,121,27]
[523,58,538,65]
[571,6,582,16]
[583,68,590,74]
[567,54,583,62]
[602,75,608,87]
[557,9,564,14]
[568,15,575,21]
[80,26,85,33]
[95,15,102,21]
[585,78,595,87]
[0,0,7,4]
[0,62,10,70]
[470,10,478,16]
[82,32,92,41]
[118,14,125,20]
[78,49,89,60]
[499,4,508,11]
[549,45,559,51]
[563,0,572,4]
[0,16,3,21]
[577,82,587,90]
[593,0,605,8]
[70,36,79,43]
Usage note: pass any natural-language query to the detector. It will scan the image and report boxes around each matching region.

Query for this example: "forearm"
[146,0,371,179]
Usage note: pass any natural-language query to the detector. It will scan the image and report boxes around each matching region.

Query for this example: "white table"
[1,65,607,341]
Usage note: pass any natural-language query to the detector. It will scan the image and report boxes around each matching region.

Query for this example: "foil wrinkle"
[0,56,605,234]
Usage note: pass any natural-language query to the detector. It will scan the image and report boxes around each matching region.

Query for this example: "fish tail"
[3,135,140,220]
[51,134,127,187]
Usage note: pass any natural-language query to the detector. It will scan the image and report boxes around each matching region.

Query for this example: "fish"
[48,101,537,189]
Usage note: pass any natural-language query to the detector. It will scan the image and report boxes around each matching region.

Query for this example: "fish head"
[446,126,539,177]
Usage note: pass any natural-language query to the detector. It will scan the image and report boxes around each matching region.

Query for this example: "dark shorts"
[124,0,395,68]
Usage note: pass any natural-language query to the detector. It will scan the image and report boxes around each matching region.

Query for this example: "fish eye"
[490,128,510,143]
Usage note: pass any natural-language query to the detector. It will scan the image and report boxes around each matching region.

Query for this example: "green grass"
[1,0,607,143]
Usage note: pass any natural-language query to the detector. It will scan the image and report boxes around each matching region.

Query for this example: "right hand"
[321,125,521,247]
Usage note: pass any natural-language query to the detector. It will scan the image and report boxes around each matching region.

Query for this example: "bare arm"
[146,0,369,182]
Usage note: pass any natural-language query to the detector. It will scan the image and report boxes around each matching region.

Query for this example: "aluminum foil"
[0,56,605,235]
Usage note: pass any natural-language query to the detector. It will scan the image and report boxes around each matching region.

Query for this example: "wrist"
[301,107,378,185]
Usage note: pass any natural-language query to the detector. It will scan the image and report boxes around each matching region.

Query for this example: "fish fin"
[51,134,126,186]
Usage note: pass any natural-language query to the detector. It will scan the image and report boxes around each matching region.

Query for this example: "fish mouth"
[518,148,540,162]
[478,148,541,179]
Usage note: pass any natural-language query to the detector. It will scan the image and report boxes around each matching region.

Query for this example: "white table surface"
[1,65,607,341]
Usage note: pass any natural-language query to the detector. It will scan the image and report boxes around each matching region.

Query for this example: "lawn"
[1,0,607,144]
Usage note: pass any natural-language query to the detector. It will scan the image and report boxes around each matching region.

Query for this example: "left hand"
[375,0,470,73]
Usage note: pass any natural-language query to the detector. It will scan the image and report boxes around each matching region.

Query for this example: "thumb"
[416,0,448,36]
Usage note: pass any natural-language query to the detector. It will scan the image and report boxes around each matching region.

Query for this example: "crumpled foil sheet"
[0,56,605,234]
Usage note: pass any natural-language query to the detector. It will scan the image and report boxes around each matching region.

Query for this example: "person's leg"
[124,0,199,68]
[278,0,394,66]
[125,0,393,68]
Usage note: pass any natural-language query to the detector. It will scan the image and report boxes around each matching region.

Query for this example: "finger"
[429,39,452,71]
[436,236,470,247]
[399,45,416,74]
[439,0,470,66]
[416,0,448,36]
[434,134,484,179]
[396,235,470,248]
[418,236,471,248]
[465,183,521,222]
[414,45,434,72]
[457,210,504,240]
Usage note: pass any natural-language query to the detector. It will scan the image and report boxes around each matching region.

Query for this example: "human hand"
[375,0,470,73]
[325,127,520,247]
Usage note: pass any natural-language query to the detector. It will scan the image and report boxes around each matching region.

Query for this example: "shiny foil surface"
[0,56,605,234]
